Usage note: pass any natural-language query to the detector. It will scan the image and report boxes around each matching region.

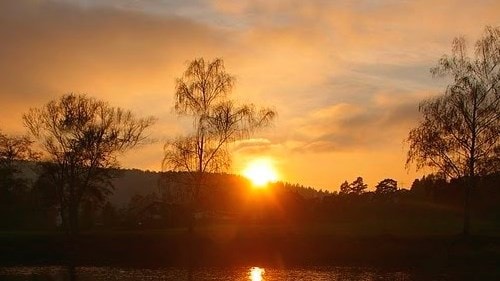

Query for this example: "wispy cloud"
[1,0,498,188]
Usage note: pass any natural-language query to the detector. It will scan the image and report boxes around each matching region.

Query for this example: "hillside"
[110,169,161,207]
[13,161,328,207]
[110,169,329,207]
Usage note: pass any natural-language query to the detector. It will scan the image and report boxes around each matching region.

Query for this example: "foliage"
[23,93,155,234]
[407,26,500,179]
[375,178,398,196]
[406,26,500,235]
[162,58,276,228]
[410,173,447,199]
[3,162,500,232]
[0,132,37,192]
[0,132,38,165]
[0,131,39,228]
[339,181,350,195]
[350,177,368,195]
[339,177,368,195]
[163,58,276,174]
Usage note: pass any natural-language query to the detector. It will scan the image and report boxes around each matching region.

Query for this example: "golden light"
[249,267,265,281]
[242,158,278,187]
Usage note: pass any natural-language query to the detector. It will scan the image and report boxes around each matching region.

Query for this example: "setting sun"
[249,267,265,281]
[242,158,279,187]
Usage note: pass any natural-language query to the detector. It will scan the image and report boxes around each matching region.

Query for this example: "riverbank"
[1,224,499,269]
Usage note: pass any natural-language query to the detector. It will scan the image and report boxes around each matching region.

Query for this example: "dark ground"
[1,222,499,270]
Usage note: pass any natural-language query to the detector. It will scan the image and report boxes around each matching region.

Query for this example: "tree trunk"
[463,176,476,236]
[463,181,471,236]
[68,202,80,237]
[59,204,69,235]
[464,88,477,237]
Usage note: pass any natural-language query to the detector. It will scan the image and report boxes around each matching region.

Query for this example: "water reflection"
[249,267,265,281]
[0,265,497,280]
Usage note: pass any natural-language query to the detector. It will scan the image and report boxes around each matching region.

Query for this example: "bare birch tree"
[162,58,276,229]
[407,26,500,235]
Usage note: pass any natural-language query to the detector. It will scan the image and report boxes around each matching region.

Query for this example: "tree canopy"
[162,58,276,231]
[163,58,276,175]
[339,177,368,195]
[23,93,155,234]
[0,131,38,228]
[407,26,500,180]
[375,178,398,196]
[406,26,500,235]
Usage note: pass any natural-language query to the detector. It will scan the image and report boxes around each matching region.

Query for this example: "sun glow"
[242,158,278,187]
[249,267,265,281]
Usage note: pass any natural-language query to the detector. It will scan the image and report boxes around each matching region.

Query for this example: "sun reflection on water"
[249,267,265,281]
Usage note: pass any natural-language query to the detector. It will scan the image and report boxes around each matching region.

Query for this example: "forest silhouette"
[0,26,499,269]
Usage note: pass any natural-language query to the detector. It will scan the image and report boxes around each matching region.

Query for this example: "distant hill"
[110,169,329,207]
[13,162,329,207]
[110,169,161,207]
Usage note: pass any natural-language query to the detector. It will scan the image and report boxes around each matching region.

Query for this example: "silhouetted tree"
[375,178,398,198]
[339,180,350,195]
[29,164,61,228]
[162,58,276,230]
[338,177,367,195]
[0,132,37,190]
[0,131,38,228]
[0,132,38,164]
[350,177,368,195]
[406,26,500,235]
[23,93,155,235]
[410,173,447,200]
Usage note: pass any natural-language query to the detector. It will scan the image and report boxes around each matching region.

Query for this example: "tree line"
[1,161,498,232]
[0,58,276,236]
[0,26,498,236]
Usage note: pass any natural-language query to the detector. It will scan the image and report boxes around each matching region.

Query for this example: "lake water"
[0,266,496,280]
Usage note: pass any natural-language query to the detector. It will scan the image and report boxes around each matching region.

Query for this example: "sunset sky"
[1,0,499,191]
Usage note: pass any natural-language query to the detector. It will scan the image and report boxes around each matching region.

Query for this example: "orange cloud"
[1,0,498,190]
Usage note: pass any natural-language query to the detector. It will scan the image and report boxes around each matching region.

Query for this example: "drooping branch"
[161,58,277,216]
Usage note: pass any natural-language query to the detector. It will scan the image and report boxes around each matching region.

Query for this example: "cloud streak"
[1,0,499,189]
